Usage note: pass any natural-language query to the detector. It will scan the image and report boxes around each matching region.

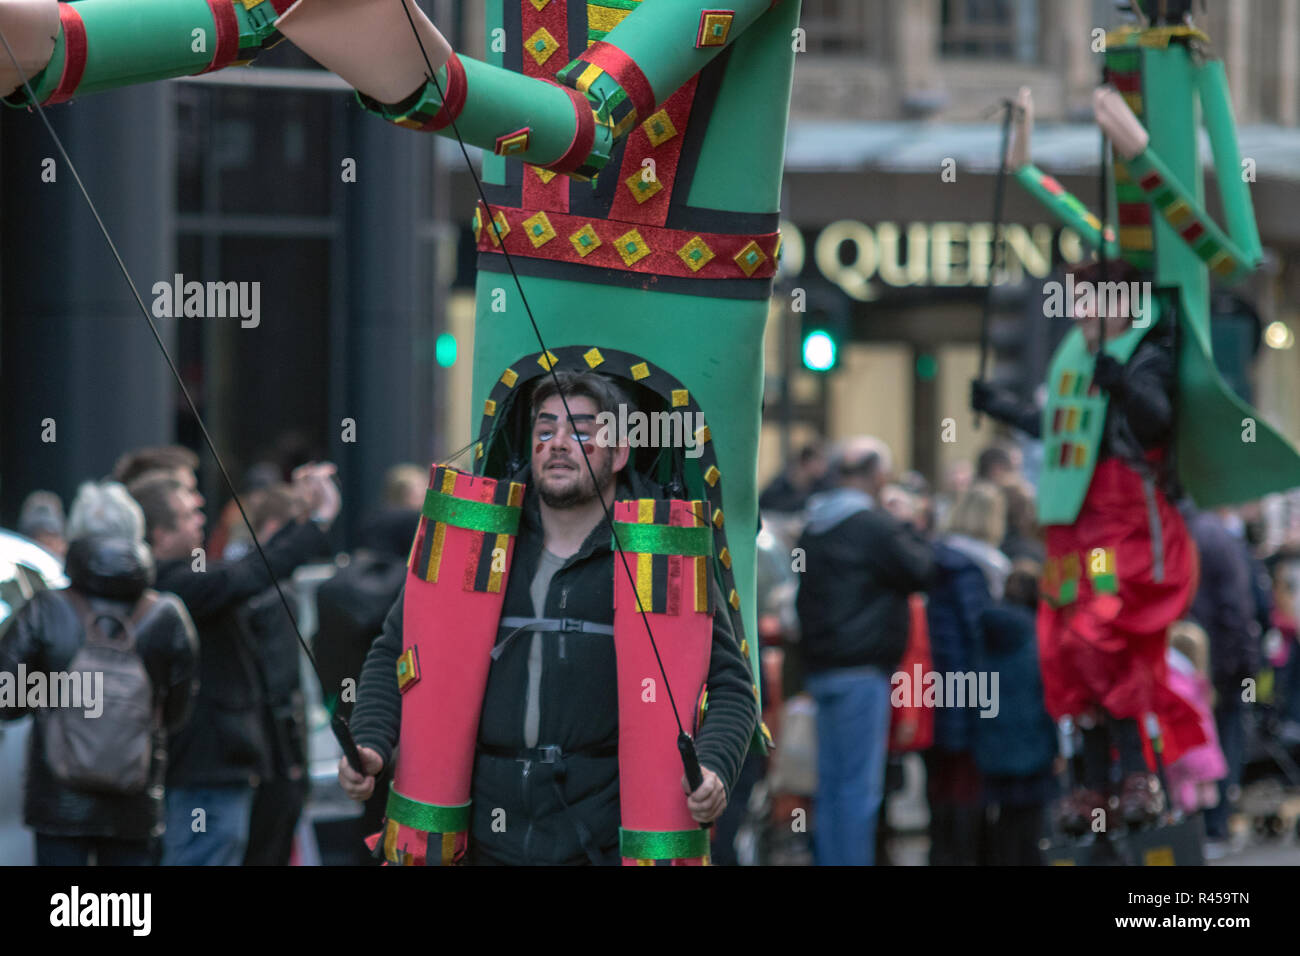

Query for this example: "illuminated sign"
[776,220,1089,300]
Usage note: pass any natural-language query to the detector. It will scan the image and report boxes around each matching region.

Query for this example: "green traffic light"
[435,332,458,368]
[802,329,837,371]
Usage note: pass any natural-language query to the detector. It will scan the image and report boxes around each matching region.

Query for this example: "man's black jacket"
[156,519,329,788]
[0,536,197,839]
[796,489,934,675]
[350,470,758,865]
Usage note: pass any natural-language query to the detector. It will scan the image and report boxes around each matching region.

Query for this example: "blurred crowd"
[756,435,1300,865]
[6,432,1300,866]
[1,446,426,866]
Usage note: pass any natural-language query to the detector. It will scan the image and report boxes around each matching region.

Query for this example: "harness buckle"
[538,745,562,764]
[560,618,583,632]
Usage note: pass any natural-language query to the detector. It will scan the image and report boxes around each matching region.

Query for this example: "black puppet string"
[0,26,369,771]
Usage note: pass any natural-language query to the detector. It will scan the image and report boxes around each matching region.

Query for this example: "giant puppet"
[1,0,796,863]
[974,0,1300,830]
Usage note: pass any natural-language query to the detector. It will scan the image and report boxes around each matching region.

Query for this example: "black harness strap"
[490,616,615,661]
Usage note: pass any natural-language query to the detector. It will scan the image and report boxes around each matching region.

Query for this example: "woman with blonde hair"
[924,480,1011,864]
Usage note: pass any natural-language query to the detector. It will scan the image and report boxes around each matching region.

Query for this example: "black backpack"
[42,590,161,794]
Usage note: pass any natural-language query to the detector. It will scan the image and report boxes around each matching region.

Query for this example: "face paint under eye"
[534,442,545,454]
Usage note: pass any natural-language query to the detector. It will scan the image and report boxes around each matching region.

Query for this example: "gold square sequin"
[583,348,605,368]
[642,109,677,147]
[625,171,663,204]
[570,224,602,257]
[522,211,557,248]
[671,388,689,407]
[614,229,652,267]
[734,239,767,276]
[500,368,519,387]
[630,362,650,380]
[494,128,530,157]
[525,27,559,66]
[531,165,558,185]
[537,350,559,370]
[697,11,735,48]
[678,236,715,272]
[484,210,511,247]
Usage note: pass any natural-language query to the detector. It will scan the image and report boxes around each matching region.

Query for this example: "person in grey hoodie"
[795,437,934,865]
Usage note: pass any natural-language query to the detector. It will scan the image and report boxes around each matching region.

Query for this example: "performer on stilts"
[972,0,1300,835]
[1,0,795,863]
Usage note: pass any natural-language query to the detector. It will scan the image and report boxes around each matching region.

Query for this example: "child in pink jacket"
[1164,622,1227,816]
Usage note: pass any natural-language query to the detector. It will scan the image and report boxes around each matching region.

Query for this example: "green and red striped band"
[45,3,87,106]
[422,53,467,131]
[577,41,655,120]
[199,0,241,74]
[542,83,598,175]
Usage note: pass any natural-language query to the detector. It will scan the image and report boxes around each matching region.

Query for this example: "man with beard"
[340,371,757,865]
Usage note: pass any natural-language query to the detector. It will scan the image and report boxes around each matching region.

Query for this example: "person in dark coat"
[1184,505,1258,844]
[128,464,339,865]
[312,506,419,865]
[975,562,1058,866]
[0,482,197,866]
[796,437,934,866]
[759,442,832,514]
[239,484,315,866]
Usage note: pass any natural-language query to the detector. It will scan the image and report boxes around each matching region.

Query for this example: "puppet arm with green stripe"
[1095,84,1261,284]
[1003,87,1120,258]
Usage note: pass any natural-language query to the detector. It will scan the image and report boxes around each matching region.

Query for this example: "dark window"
[941,0,1041,62]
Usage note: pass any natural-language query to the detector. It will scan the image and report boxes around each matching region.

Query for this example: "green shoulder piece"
[1037,313,1155,527]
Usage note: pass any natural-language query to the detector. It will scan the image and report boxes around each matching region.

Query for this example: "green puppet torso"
[1037,312,1157,527]
[468,1,801,744]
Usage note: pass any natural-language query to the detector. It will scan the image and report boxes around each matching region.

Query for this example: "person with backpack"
[0,482,197,866]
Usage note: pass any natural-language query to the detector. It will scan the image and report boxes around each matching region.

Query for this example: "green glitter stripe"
[612,521,711,556]
[619,827,710,860]
[386,788,471,834]
[422,489,520,535]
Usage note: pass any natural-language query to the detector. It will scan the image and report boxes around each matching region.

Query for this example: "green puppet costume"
[4,0,797,863]
[1012,20,1300,525]
[977,7,1300,825]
